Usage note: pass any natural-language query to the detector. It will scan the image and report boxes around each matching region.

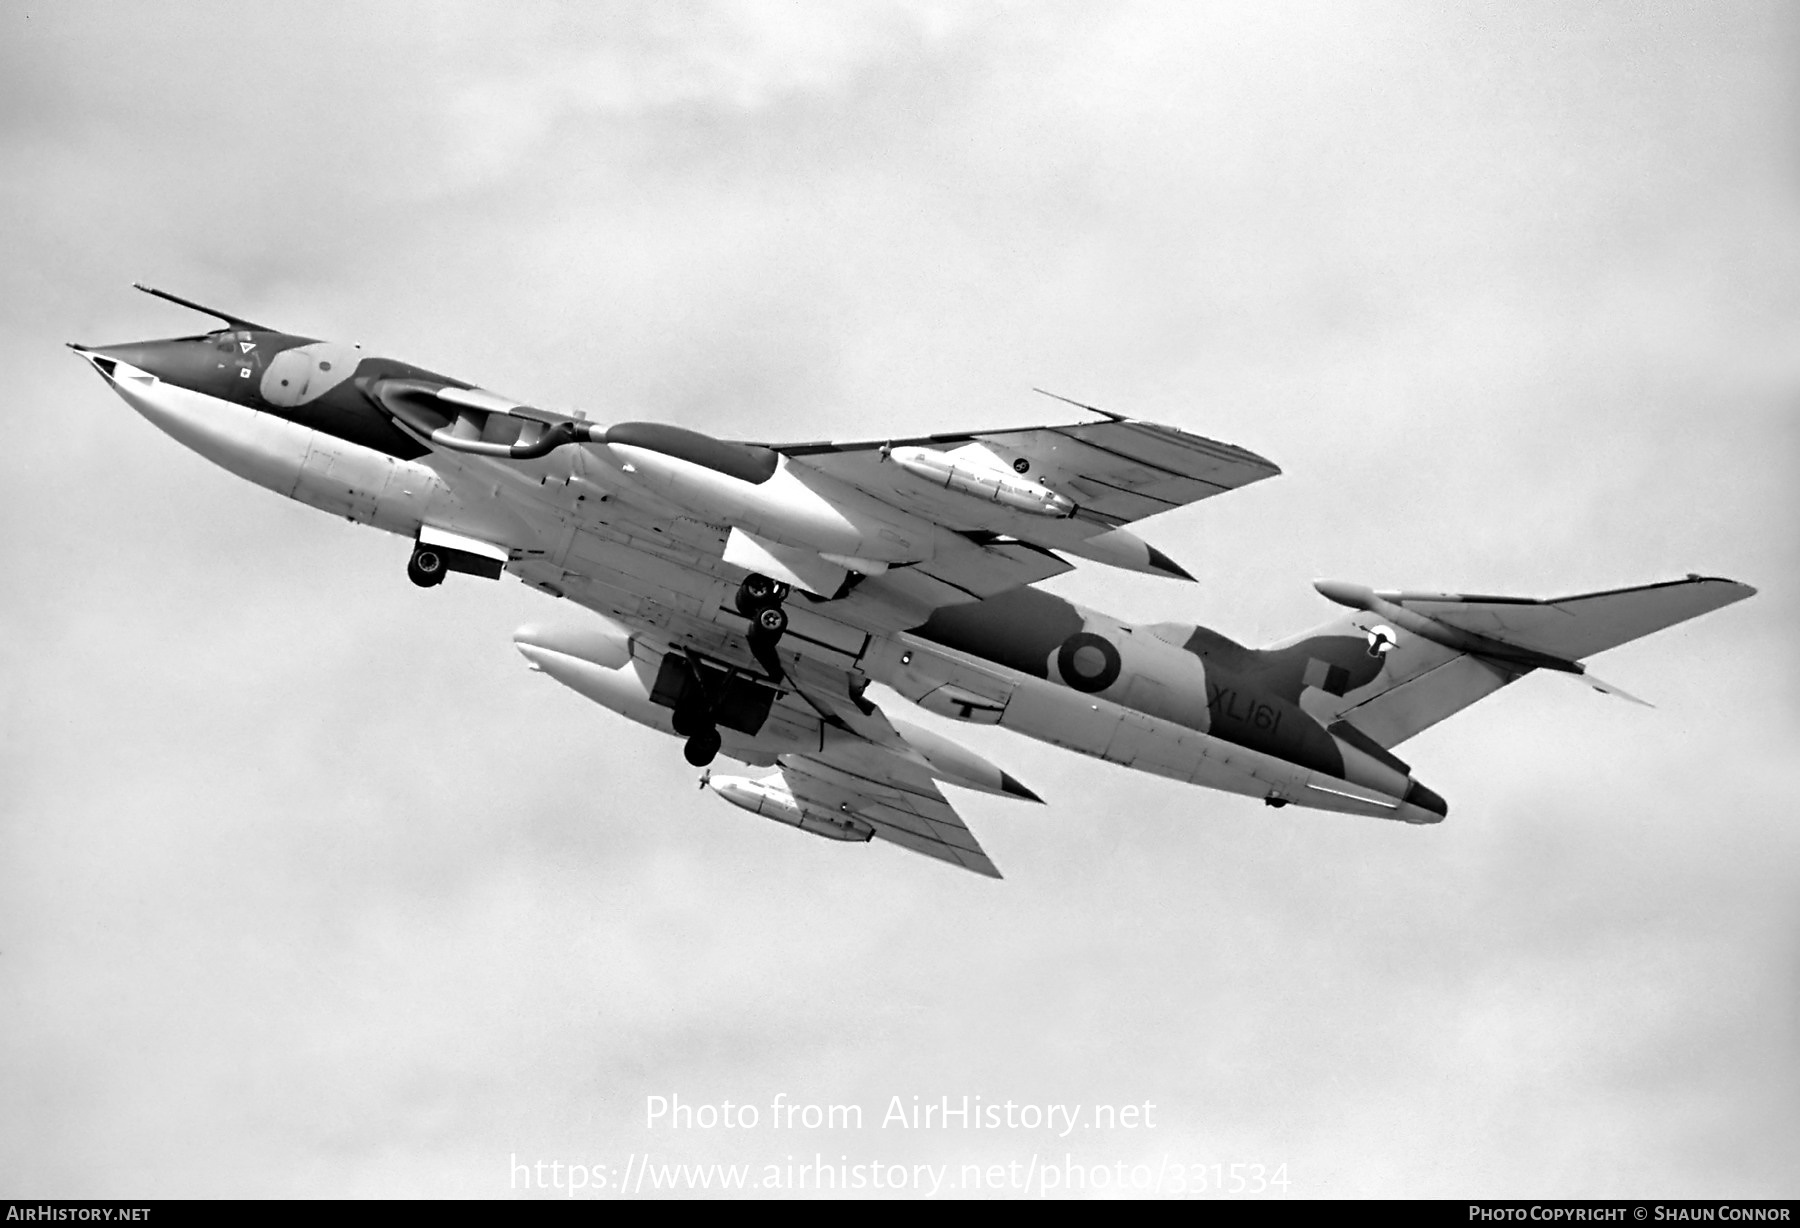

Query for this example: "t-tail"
[1271,575,1756,750]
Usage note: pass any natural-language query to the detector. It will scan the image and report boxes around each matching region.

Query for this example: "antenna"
[1030,387,1127,422]
[132,283,271,332]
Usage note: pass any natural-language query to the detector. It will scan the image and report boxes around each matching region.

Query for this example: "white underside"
[106,363,448,536]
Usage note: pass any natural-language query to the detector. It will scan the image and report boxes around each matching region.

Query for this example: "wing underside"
[775,751,1002,878]
[618,632,1005,878]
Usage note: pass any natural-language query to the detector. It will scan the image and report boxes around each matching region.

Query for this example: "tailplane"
[1268,576,1754,748]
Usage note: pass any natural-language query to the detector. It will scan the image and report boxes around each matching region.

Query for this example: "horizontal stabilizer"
[1378,576,1756,662]
[1290,574,1754,748]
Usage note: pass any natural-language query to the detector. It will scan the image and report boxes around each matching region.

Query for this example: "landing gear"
[671,669,724,765]
[735,573,791,678]
[735,574,790,618]
[753,604,788,637]
[682,726,722,767]
[407,545,447,588]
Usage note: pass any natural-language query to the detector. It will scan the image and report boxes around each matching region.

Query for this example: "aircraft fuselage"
[74,317,1448,828]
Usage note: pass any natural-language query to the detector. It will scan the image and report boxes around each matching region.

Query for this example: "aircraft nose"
[67,342,120,381]
[70,338,210,388]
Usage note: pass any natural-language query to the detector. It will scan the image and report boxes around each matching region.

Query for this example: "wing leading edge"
[774,412,1280,530]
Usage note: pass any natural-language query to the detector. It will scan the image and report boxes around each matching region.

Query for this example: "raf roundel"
[1056,631,1123,693]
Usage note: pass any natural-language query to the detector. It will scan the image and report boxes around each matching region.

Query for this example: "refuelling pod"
[706,774,876,843]
[884,445,1074,518]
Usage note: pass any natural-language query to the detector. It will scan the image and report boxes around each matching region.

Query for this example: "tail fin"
[1270,576,1754,748]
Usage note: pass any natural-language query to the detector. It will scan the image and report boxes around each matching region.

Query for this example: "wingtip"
[1683,573,1757,597]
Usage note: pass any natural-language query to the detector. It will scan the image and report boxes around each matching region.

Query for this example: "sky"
[2,0,1796,1200]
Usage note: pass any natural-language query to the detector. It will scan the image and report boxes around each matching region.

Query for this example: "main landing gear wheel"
[735,573,790,617]
[736,573,791,679]
[407,546,447,588]
[683,727,722,767]
[754,604,788,636]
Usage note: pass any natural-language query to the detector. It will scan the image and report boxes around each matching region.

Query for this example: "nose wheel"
[407,545,447,588]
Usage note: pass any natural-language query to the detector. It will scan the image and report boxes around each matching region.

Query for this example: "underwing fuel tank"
[513,622,1043,801]
[706,774,876,843]
[512,623,670,731]
[514,617,633,671]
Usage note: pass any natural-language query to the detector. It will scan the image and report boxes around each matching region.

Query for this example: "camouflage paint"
[1175,624,1387,705]
[913,587,1356,778]
[1167,624,1400,774]
[85,329,451,459]
[914,586,1082,677]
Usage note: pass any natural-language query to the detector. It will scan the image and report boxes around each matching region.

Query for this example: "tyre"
[755,605,788,636]
[683,728,721,767]
[742,573,779,604]
[407,548,447,588]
